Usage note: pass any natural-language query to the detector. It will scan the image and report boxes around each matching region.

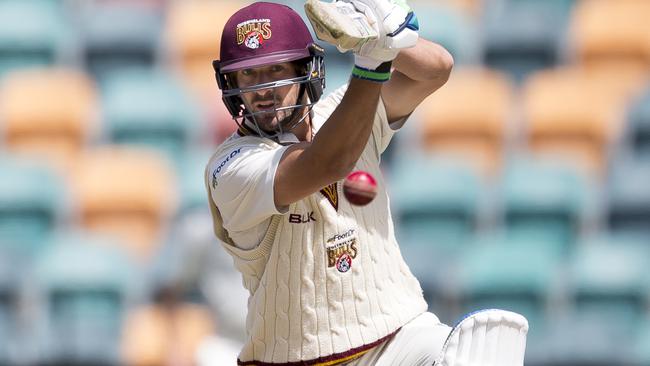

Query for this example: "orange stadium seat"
[71,147,177,261]
[522,66,648,175]
[121,303,215,366]
[164,1,242,145]
[0,68,97,171]
[165,1,243,96]
[571,0,650,73]
[412,0,483,18]
[418,67,514,176]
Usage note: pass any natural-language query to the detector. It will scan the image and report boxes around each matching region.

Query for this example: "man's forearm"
[392,38,454,82]
[309,78,382,179]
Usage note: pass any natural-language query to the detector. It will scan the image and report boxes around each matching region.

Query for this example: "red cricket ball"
[343,170,377,206]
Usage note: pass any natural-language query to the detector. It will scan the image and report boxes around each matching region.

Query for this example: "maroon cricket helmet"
[216,1,318,73]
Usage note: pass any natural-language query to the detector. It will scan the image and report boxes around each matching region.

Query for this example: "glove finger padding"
[304,0,378,51]
[347,0,419,69]
[305,0,419,76]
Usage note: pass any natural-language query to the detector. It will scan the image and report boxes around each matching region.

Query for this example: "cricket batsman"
[204,0,529,364]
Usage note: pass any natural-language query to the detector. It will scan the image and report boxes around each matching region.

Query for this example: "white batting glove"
[346,0,419,69]
[305,0,419,74]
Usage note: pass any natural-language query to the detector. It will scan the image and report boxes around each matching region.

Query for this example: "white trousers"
[346,312,452,366]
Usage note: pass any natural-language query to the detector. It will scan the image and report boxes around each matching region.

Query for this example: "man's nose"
[254,86,273,99]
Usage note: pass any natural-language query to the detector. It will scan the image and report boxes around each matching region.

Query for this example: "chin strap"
[238,84,313,145]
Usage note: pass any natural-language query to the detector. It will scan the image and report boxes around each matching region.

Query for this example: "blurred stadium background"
[0,0,649,365]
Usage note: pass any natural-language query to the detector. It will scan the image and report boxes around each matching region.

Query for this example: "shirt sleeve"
[374,94,398,155]
[208,143,289,233]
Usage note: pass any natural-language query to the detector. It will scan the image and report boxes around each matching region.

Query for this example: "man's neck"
[293,114,313,142]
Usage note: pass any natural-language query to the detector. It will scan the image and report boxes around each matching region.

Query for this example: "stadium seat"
[456,236,559,331]
[0,156,66,258]
[626,86,650,160]
[541,313,639,366]
[500,157,587,254]
[32,231,138,366]
[121,303,215,366]
[522,66,647,176]
[481,0,569,81]
[553,236,650,365]
[101,70,201,165]
[0,68,97,171]
[410,3,480,65]
[165,1,241,95]
[568,236,650,330]
[634,318,650,366]
[389,155,483,314]
[390,154,482,255]
[0,249,21,365]
[412,0,483,18]
[0,0,69,79]
[607,160,650,238]
[453,234,559,366]
[179,148,214,215]
[71,147,177,261]
[80,2,162,80]
[418,67,514,176]
[570,0,650,73]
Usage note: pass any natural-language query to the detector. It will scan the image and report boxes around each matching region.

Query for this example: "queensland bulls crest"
[236,18,272,49]
[326,229,358,273]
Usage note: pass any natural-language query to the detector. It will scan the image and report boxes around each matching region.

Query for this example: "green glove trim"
[351,62,392,83]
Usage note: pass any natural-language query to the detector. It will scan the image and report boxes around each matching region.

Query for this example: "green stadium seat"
[32,231,139,366]
[500,157,587,254]
[554,235,650,365]
[569,236,650,328]
[389,155,482,318]
[607,161,650,238]
[542,236,649,366]
[178,148,214,215]
[0,0,69,79]
[411,3,479,65]
[456,236,559,330]
[627,86,650,160]
[509,0,575,15]
[0,249,21,365]
[481,0,571,82]
[634,318,650,366]
[0,156,66,258]
[80,2,162,79]
[454,235,560,365]
[390,155,482,255]
[541,313,639,366]
[101,70,201,166]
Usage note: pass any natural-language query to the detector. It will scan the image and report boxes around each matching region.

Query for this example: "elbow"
[435,50,454,84]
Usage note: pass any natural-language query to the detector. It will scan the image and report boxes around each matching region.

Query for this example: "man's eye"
[241,69,254,76]
[270,65,284,72]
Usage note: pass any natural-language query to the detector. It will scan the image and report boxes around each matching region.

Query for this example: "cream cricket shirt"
[205,85,427,365]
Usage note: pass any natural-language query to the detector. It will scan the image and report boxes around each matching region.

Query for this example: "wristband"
[351,61,392,83]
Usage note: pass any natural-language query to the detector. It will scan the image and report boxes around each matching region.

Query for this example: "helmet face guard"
[213,44,326,141]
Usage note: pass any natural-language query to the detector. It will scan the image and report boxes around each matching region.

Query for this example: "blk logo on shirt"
[288,212,316,224]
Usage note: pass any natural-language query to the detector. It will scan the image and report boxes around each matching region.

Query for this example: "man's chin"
[255,116,294,133]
